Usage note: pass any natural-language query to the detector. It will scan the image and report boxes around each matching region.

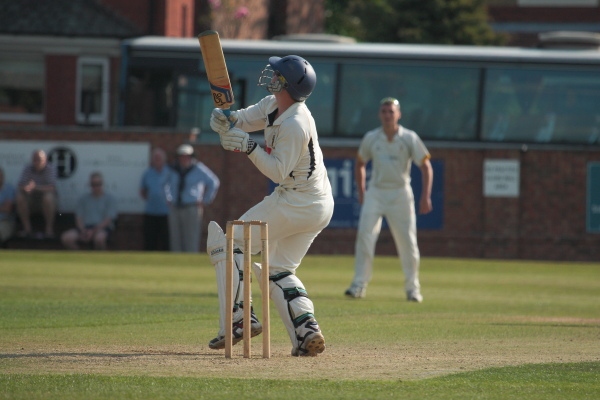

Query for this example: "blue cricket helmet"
[269,55,316,102]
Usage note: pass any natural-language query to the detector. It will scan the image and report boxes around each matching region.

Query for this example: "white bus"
[118,36,600,146]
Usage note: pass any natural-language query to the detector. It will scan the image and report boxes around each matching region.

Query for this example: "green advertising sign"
[588,162,600,233]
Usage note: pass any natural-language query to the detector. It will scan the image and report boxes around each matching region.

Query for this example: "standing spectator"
[15,149,57,238]
[140,147,171,251]
[166,144,219,253]
[0,167,16,244]
[344,97,433,302]
[61,172,118,250]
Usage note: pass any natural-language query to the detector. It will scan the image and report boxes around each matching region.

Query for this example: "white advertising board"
[0,141,150,213]
[484,159,520,198]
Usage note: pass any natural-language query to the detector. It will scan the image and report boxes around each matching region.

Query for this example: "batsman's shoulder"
[258,95,277,110]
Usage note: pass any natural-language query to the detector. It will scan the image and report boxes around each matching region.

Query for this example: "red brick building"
[487,0,600,46]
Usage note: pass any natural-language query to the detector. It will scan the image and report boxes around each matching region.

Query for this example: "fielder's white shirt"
[359,126,430,190]
[235,95,331,197]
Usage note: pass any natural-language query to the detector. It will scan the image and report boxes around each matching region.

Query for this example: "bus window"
[535,75,600,145]
[120,37,600,146]
[484,68,551,142]
[336,63,479,140]
[170,58,263,132]
[177,73,245,132]
[226,58,267,107]
[482,71,523,141]
[483,67,600,145]
[306,61,336,136]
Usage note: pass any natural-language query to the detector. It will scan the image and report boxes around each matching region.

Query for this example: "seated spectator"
[15,149,57,238]
[61,172,118,250]
[0,167,16,244]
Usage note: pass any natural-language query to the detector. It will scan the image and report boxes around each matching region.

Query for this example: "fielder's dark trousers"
[143,214,169,251]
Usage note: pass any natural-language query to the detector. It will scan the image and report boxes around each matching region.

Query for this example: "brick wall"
[99,0,194,37]
[164,0,195,37]
[209,0,325,39]
[2,128,599,261]
[97,0,325,40]
[45,55,78,125]
[489,6,600,23]
[488,5,600,46]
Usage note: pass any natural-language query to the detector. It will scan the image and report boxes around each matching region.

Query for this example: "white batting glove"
[220,128,257,154]
[210,108,238,135]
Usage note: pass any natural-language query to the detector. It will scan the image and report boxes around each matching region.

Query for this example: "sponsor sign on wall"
[484,159,520,198]
[323,158,444,229]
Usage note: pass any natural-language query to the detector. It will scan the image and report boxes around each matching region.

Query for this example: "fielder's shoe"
[208,308,262,350]
[291,317,325,357]
[344,285,366,299]
[406,290,423,303]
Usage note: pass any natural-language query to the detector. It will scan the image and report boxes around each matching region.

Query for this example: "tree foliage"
[325,0,506,45]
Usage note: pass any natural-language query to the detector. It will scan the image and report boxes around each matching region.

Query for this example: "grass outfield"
[0,250,598,399]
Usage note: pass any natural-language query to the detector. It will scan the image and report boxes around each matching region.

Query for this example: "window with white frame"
[0,57,44,122]
[76,57,109,126]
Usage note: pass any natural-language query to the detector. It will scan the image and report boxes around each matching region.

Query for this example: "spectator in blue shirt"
[140,147,171,251]
[61,171,118,250]
[166,144,220,253]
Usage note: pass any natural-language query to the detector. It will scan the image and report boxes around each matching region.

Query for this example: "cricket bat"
[198,30,235,118]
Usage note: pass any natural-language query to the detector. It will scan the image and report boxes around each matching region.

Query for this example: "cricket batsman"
[206,55,334,356]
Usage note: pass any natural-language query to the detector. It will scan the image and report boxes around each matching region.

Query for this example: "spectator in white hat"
[166,144,220,253]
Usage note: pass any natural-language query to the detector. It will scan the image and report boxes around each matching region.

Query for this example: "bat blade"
[198,30,235,112]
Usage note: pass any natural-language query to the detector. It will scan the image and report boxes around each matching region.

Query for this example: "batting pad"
[207,221,226,264]
[269,272,315,348]
[213,252,246,337]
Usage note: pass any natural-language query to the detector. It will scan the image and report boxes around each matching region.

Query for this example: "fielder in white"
[206,55,334,356]
[345,97,433,302]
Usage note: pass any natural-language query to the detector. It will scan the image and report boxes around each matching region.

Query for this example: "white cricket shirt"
[359,126,430,190]
[236,95,331,196]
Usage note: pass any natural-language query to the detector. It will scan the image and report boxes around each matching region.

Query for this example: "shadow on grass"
[0,351,207,359]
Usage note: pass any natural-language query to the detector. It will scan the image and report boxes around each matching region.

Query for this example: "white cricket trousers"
[352,186,421,292]
[235,186,334,273]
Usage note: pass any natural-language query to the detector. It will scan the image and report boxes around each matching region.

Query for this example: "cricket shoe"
[291,316,325,357]
[406,290,423,303]
[344,285,366,299]
[208,308,262,350]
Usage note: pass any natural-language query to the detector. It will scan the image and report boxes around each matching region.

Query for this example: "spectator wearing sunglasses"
[61,171,118,250]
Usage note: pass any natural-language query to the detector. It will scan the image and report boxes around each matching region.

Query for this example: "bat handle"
[222,108,235,129]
